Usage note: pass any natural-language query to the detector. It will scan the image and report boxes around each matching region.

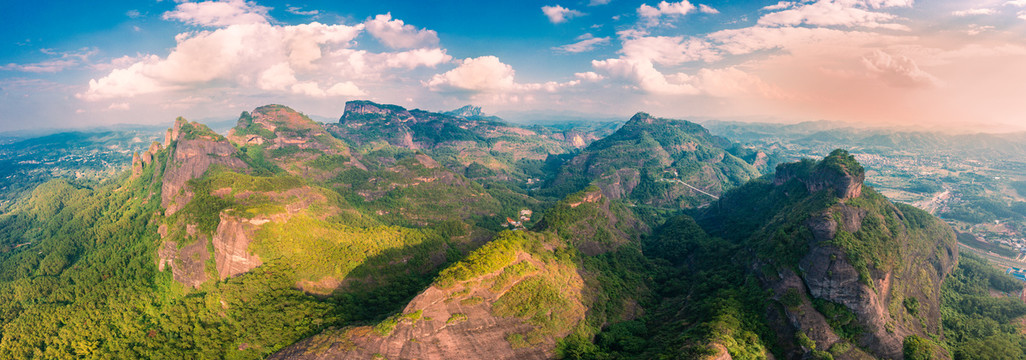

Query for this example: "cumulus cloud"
[951,8,995,16]
[162,0,270,27]
[365,13,440,49]
[1008,0,1026,6]
[757,0,909,31]
[593,58,699,94]
[541,5,585,24]
[638,1,697,18]
[426,56,579,95]
[861,49,941,88]
[426,56,516,92]
[553,34,610,53]
[1019,10,1026,20]
[80,11,451,101]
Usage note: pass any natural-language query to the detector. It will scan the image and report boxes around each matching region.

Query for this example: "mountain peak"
[627,112,656,124]
[340,100,414,123]
[774,149,865,200]
[444,105,483,118]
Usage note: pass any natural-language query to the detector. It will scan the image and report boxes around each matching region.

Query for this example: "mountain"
[687,150,958,359]
[546,112,760,208]
[272,186,650,359]
[330,100,608,187]
[1,104,1025,360]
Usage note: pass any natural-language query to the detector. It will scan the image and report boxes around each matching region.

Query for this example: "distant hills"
[0,101,1023,359]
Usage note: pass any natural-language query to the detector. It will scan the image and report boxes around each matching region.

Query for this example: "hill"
[1,105,1025,360]
[546,112,760,208]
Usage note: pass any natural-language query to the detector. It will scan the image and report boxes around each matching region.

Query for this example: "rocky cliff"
[161,118,248,216]
[699,151,957,359]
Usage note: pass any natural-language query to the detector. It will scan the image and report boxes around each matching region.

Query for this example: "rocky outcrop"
[340,100,415,123]
[161,118,247,216]
[445,105,484,118]
[273,235,589,360]
[157,237,209,289]
[774,149,865,200]
[212,214,265,280]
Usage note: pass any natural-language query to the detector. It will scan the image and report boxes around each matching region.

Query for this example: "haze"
[1,0,1025,132]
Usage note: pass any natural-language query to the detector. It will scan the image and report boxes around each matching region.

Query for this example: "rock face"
[795,203,956,359]
[444,105,484,118]
[161,118,247,216]
[272,233,590,360]
[757,152,955,359]
[774,149,865,200]
[156,237,209,289]
[212,214,264,280]
[271,286,551,360]
[340,100,415,123]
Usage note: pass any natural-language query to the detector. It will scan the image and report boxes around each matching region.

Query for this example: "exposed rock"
[161,136,247,216]
[340,100,415,123]
[796,202,956,359]
[774,149,865,200]
[156,238,209,289]
[131,152,143,179]
[272,249,585,360]
[212,214,264,280]
[445,105,484,118]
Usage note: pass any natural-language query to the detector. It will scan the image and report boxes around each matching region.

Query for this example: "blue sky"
[2,0,1026,132]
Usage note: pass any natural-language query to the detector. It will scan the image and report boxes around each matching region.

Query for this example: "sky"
[1,0,1026,133]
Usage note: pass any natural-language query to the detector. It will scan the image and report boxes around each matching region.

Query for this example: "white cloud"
[162,0,270,27]
[377,48,451,69]
[861,49,941,88]
[621,35,719,64]
[575,71,605,81]
[762,1,795,11]
[553,34,610,53]
[756,0,909,31]
[426,56,579,95]
[593,58,699,95]
[1007,0,1026,6]
[952,8,995,16]
[426,56,516,92]
[1019,10,1026,20]
[698,4,720,14]
[638,1,697,18]
[126,10,142,19]
[589,0,611,5]
[365,13,440,49]
[286,6,318,16]
[861,0,913,8]
[1,59,78,73]
[1,48,97,73]
[542,5,585,24]
[79,15,458,101]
